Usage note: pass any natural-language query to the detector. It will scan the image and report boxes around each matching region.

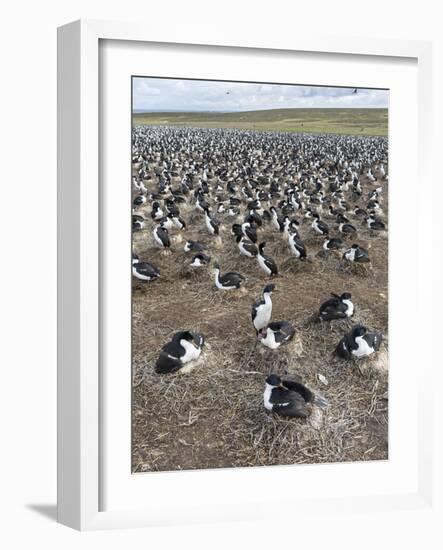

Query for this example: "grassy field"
[133,108,388,136]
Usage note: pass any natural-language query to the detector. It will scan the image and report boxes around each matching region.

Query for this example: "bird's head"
[352,325,367,338]
[266,374,282,387]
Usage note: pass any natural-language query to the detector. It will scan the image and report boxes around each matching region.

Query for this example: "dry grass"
[131,174,389,472]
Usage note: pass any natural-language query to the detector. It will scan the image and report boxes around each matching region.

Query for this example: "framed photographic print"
[57,19,434,531]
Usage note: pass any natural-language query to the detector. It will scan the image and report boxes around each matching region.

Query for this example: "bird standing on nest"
[251,283,275,334]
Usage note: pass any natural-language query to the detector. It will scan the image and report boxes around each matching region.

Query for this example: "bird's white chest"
[254,298,272,331]
[289,237,301,257]
[132,266,149,280]
[257,254,272,275]
[353,336,374,357]
[205,215,215,234]
[214,272,235,290]
[312,220,322,233]
[263,384,274,410]
[239,240,252,256]
[345,248,356,261]
[342,299,354,317]
[260,331,279,349]
[180,339,201,364]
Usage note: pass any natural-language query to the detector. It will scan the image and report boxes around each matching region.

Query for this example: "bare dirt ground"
[131,173,388,473]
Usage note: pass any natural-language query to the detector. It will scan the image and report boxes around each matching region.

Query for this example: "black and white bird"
[151,201,164,221]
[184,240,206,253]
[133,194,146,208]
[213,262,245,290]
[132,214,145,232]
[258,321,295,349]
[343,244,370,263]
[366,214,386,230]
[318,292,354,321]
[270,206,284,231]
[236,234,258,257]
[132,254,160,282]
[204,209,220,235]
[190,252,211,267]
[288,234,307,260]
[241,221,258,243]
[155,331,205,374]
[338,221,357,235]
[312,213,329,236]
[263,374,327,417]
[257,242,278,277]
[171,214,186,230]
[251,284,275,334]
[335,325,383,359]
[323,237,345,250]
[153,224,171,248]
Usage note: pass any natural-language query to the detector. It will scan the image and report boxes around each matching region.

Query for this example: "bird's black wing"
[264,255,278,275]
[271,388,309,418]
[242,240,258,256]
[269,321,295,343]
[365,332,383,351]
[355,248,370,262]
[136,262,160,278]
[319,297,340,313]
[155,351,182,374]
[221,272,245,286]
[335,335,352,358]
[162,339,185,359]
[281,379,314,403]
[245,226,258,243]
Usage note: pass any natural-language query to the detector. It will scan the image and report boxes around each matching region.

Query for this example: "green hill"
[133,108,388,136]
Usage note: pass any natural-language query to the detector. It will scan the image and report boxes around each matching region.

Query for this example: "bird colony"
[131,126,389,472]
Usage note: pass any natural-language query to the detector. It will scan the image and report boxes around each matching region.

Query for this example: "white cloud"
[133,77,389,111]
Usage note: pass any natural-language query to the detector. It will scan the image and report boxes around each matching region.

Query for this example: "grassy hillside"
[133,108,388,136]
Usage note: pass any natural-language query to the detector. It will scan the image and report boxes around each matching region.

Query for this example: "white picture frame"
[57,19,434,531]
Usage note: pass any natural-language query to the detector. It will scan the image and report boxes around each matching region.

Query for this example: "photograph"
[131,77,389,473]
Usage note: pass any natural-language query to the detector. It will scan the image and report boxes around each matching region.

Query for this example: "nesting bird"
[155,331,205,374]
[258,321,295,349]
[132,254,160,282]
[190,252,211,267]
[213,262,245,290]
[263,374,327,417]
[318,292,354,321]
[343,244,370,262]
[335,325,383,359]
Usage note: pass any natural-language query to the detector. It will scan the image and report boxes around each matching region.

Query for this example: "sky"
[133,77,389,112]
